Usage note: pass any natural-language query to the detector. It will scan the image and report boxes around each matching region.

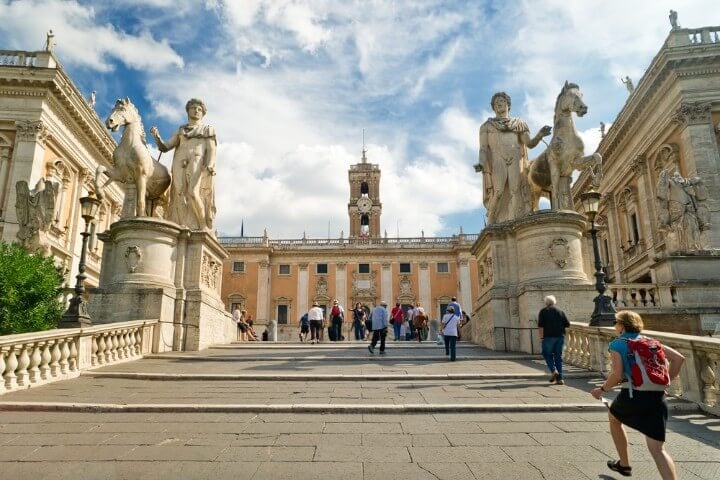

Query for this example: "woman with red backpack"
[591,310,685,479]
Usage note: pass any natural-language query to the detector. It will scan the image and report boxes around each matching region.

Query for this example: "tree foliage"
[0,241,64,335]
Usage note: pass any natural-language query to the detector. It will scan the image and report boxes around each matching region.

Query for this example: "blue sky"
[1,0,717,238]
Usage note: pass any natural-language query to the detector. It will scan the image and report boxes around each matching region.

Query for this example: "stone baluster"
[581,336,592,369]
[104,334,113,363]
[49,340,61,376]
[126,330,136,357]
[28,342,42,383]
[570,332,581,366]
[134,329,142,355]
[91,336,99,366]
[4,346,18,390]
[700,353,718,407]
[111,333,120,362]
[16,344,30,387]
[97,335,106,365]
[603,348,612,378]
[118,331,127,359]
[59,339,70,374]
[0,348,7,393]
[68,339,78,372]
[40,342,52,380]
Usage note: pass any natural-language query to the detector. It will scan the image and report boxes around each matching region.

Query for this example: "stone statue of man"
[475,92,551,224]
[656,168,710,252]
[150,99,217,232]
[621,76,634,93]
[669,10,679,30]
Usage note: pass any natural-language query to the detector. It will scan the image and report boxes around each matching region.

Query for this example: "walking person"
[591,311,685,479]
[351,303,366,341]
[390,302,404,341]
[538,295,570,385]
[449,296,463,318]
[298,311,310,343]
[308,302,324,344]
[441,306,460,361]
[329,300,345,341]
[368,301,389,355]
[412,304,428,343]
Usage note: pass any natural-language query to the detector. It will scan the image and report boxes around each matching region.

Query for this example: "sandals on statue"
[607,460,632,476]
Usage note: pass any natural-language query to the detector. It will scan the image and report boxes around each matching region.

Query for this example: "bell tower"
[348,144,381,238]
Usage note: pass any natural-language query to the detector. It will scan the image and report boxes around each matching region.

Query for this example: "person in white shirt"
[368,301,389,354]
[307,302,325,344]
[441,306,460,361]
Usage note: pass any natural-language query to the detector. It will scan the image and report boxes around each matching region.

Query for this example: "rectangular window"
[630,213,640,244]
[232,261,245,273]
[358,263,370,274]
[277,305,288,324]
[399,263,411,273]
[279,264,291,275]
[440,303,449,317]
[316,263,328,274]
[437,262,449,273]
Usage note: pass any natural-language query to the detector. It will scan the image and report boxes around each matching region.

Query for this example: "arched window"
[360,214,370,237]
[360,182,369,196]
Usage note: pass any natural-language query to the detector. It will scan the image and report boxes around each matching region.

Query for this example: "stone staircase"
[0,341,718,479]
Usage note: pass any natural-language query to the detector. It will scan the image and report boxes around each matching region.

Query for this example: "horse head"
[558,81,588,117]
[105,97,138,132]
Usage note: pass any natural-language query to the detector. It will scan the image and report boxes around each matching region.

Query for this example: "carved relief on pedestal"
[351,270,377,298]
[399,275,413,296]
[479,255,494,287]
[671,102,712,127]
[548,238,570,269]
[124,245,142,273]
[316,276,328,297]
[15,120,51,145]
[201,253,221,289]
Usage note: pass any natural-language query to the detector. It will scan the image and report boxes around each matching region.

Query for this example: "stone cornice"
[671,101,713,127]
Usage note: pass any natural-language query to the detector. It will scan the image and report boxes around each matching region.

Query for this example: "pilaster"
[335,262,347,309]
[297,263,309,316]
[257,260,271,322]
[418,261,430,311]
[458,257,472,314]
[381,262,391,304]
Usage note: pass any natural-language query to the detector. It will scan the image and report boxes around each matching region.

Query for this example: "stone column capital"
[298,263,309,271]
[671,102,712,127]
[381,262,391,270]
[419,262,429,270]
[259,260,270,269]
[336,262,346,270]
[630,155,647,175]
[15,120,51,146]
[458,259,469,267]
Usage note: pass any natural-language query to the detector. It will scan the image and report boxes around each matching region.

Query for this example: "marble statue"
[669,10,679,29]
[97,97,171,217]
[88,90,96,108]
[15,177,58,252]
[600,122,606,138]
[44,30,55,53]
[528,82,603,211]
[621,76,635,93]
[150,98,217,232]
[475,92,551,224]
[657,168,710,251]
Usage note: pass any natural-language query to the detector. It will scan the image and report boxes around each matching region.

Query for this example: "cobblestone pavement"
[0,342,718,479]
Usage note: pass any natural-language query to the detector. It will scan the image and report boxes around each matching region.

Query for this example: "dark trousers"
[331,317,343,341]
[370,328,386,352]
[309,320,323,341]
[542,336,565,378]
[444,335,457,361]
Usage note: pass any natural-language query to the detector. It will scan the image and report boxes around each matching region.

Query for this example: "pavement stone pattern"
[0,342,718,479]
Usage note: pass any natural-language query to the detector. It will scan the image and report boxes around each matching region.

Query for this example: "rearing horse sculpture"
[528,81,602,211]
[96,98,171,217]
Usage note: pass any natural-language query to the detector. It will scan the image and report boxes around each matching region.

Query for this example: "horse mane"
[123,100,148,145]
[553,82,580,125]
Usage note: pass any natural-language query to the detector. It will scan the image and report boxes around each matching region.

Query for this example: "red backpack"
[624,336,670,393]
[331,306,340,317]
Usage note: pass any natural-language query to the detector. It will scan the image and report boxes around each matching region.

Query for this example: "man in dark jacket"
[538,295,570,385]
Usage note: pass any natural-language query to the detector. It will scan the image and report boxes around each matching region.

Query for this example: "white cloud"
[0,0,183,72]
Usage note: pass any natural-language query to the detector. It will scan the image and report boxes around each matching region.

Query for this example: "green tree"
[0,241,64,335]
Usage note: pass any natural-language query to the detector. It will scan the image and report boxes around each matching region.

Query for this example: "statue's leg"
[136,175,147,217]
[489,166,507,222]
[549,156,561,210]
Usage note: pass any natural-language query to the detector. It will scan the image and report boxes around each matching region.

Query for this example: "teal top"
[608,331,640,388]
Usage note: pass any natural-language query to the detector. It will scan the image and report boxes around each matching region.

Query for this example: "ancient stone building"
[220,152,480,339]
[572,24,720,334]
[0,47,123,289]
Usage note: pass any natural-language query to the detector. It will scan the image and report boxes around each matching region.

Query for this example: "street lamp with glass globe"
[60,195,101,328]
[580,189,616,326]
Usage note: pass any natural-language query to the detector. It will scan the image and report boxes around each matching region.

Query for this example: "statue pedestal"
[89,218,234,351]
[470,211,596,353]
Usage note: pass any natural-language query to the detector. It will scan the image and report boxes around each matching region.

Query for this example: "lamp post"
[60,195,101,328]
[580,189,616,326]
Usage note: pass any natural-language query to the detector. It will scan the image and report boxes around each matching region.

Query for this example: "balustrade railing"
[608,283,658,308]
[219,234,479,249]
[0,320,156,395]
[564,323,720,415]
[0,51,38,67]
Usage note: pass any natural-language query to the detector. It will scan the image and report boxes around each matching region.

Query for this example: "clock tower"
[348,147,381,237]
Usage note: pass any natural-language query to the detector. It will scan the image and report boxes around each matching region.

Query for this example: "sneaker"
[556,379,565,385]
[379,350,385,355]
[368,345,374,354]
[299,333,303,342]
[549,372,558,383]
[607,460,632,477]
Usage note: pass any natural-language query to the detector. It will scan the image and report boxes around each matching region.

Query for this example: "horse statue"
[95,98,171,217]
[528,81,602,211]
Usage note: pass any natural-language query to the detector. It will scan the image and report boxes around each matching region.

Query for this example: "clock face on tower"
[356,197,372,213]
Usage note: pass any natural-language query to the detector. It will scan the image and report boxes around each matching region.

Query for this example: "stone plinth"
[470,211,596,352]
[89,218,235,351]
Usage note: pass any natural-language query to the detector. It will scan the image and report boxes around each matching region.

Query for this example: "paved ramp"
[0,342,718,479]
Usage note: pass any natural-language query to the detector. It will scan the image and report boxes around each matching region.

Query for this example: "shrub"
[0,241,64,335]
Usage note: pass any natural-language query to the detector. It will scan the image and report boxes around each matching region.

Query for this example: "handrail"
[218,234,480,249]
[0,319,158,395]
[564,322,719,415]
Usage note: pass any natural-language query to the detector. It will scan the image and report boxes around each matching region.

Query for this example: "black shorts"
[300,324,309,333]
[610,388,667,441]
[237,323,247,333]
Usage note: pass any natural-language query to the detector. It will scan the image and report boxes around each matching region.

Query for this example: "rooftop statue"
[96,98,171,218]
[528,81,602,211]
[475,92,551,224]
[621,76,635,93]
[150,98,217,232]
[669,9,679,30]
[657,168,710,252]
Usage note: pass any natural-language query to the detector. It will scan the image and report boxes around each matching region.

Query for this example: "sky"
[1,0,717,238]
